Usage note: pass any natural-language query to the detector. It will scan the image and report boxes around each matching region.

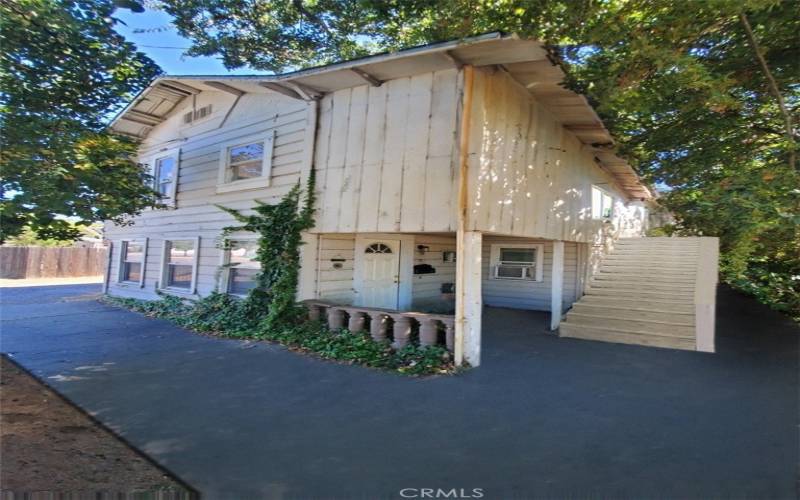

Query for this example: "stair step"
[589,280,695,292]
[564,312,694,336]
[594,273,696,283]
[579,295,695,313]
[601,259,697,269]
[585,287,693,301]
[570,303,695,323]
[559,323,696,351]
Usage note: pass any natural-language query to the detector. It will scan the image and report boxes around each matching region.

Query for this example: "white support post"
[297,233,320,301]
[550,240,565,331]
[695,237,719,353]
[455,230,482,367]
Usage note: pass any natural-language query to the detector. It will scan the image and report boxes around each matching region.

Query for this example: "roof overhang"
[110,32,651,200]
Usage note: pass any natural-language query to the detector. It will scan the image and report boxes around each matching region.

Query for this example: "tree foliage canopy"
[162,0,799,318]
[0,0,162,242]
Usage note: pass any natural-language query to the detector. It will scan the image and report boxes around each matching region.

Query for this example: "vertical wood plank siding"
[313,69,461,233]
[466,69,645,243]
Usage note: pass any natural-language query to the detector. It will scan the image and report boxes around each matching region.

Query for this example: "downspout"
[454,65,475,367]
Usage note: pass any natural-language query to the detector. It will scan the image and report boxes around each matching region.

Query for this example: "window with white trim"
[490,244,543,281]
[592,185,614,219]
[224,239,260,296]
[119,240,145,285]
[217,131,274,193]
[145,147,179,207]
[161,239,197,291]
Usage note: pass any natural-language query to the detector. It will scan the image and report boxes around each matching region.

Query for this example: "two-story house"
[107,33,718,366]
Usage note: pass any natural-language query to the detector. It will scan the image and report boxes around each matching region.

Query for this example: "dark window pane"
[229,268,258,295]
[168,264,192,289]
[500,248,535,263]
[496,265,526,279]
[125,243,143,263]
[123,262,141,282]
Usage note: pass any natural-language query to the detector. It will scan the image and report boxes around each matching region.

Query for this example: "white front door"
[359,240,400,309]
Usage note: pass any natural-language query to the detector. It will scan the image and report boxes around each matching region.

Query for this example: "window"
[119,239,146,286]
[155,156,175,196]
[161,238,199,292]
[592,185,615,219]
[365,243,393,254]
[490,244,543,281]
[225,239,260,296]
[217,131,274,193]
[147,147,179,206]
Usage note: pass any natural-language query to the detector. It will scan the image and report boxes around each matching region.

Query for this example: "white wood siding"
[411,235,457,311]
[313,69,461,234]
[482,236,578,312]
[316,235,356,304]
[466,69,646,243]
[106,90,313,299]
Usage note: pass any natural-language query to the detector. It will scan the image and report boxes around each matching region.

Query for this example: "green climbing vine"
[217,169,316,332]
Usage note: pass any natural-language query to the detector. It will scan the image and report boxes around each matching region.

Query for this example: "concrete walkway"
[1,284,797,499]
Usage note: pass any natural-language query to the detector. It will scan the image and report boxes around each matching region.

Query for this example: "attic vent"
[183,104,213,124]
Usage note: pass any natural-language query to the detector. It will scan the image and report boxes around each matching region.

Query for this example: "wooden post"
[454,64,477,367]
[550,240,565,331]
[456,230,482,366]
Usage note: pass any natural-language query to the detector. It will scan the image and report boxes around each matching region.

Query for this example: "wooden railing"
[303,300,455,352]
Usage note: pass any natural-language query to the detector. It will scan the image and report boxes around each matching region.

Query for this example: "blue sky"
[114,7,271,76]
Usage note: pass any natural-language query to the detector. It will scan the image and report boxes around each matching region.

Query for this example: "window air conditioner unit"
[494,264,535,280]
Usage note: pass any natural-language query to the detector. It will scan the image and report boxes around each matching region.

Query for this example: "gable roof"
[111,32,651,200]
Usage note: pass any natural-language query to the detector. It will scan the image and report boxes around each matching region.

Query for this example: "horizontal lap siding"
[482,237,578,312]
[411,235,457,309]
[316,235,355,304]
[106,91,312,300]
[313,69,460,234]
[467,69,634,243]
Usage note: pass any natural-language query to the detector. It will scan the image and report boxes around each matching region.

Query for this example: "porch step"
[560,323,696,351]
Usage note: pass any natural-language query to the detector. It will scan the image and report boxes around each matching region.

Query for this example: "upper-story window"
[146,147,180,207]
[592,185,615,220]
[217,131,275,193]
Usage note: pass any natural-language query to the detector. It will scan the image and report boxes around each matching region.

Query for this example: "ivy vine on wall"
[217,169,316,331]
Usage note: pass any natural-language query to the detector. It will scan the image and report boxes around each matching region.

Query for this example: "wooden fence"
[0,246,108,279]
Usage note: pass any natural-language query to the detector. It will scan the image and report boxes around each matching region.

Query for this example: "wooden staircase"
[560,237,717,351]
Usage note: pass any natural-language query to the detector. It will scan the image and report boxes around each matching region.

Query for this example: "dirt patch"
[0,355,195,496]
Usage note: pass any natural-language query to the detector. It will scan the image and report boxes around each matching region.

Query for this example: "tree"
[162,0,799,318]
[0,0,162,243]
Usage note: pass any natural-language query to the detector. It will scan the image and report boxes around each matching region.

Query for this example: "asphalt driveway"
[1,284,798,499]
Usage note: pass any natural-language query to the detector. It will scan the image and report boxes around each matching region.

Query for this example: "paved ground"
[1,284,798,499]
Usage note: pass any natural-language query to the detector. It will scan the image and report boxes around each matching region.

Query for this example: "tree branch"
[739,12,796,172]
